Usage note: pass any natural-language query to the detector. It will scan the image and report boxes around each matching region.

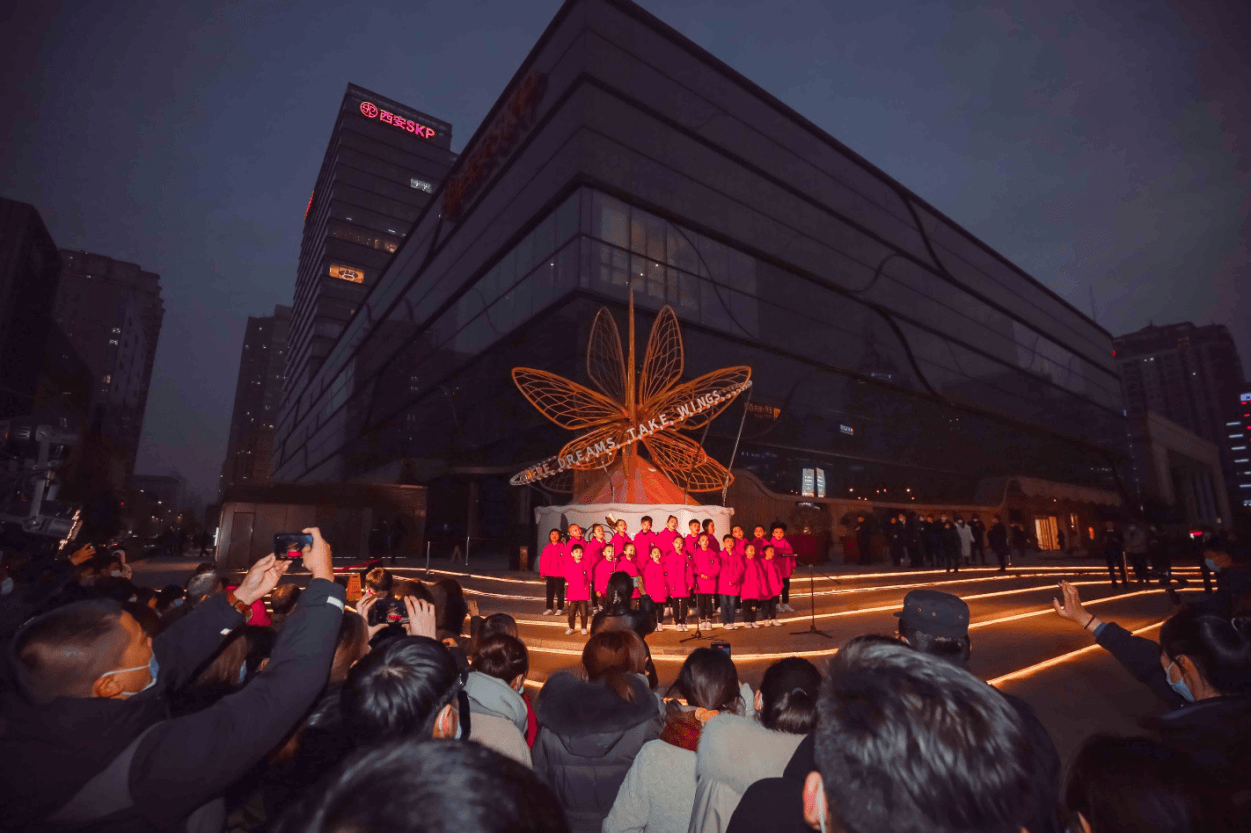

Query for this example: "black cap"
[894,590,970,640]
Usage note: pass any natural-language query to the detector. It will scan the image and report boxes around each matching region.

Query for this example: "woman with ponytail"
[533,630,662,833]
[605,648,742,833]
[688,657,821,833]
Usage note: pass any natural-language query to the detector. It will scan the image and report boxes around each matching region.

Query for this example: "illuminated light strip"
[968,588,1165,630]
[510,580,1122,630]
[987,620,1166,687]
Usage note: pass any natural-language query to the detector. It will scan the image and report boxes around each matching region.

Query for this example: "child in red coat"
[618,543,642,600]
[593,544,620,601]
[693,533,721,631]
[739,543,768,628]
[717,534,745,630]
[662,536,693,631]
[760,544,784,626]
[564,545,592,635]
[539,528,565,615]
[641,546,669,631]
[771,523,797,612]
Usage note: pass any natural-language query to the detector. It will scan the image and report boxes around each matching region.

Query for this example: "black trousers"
[762,597,779,620]
[696,593,716,621]
[668,596,687,624]
[640,595,661,627]
[567,600,589,629]
[889,542,904,567]
[945,547,961,572]
[1128,552,1149,584]
[781,577,792,605]
[742,598,758,623]
[994,547,1009,570]
[1105,549,1128,586]
[545,577,565,610]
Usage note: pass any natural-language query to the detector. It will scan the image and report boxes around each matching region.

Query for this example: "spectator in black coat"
[0,529,344,832]
[988,517,1011,571]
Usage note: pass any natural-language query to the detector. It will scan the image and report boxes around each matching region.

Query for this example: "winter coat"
[604,703,704,833]
[956,523,974,558]
[663,549,694,598]
[612,532,634,560]
[533,672,662,833]
[717,550,744,596]
[617,556,642,599]
[565,558,592,602]
[689,713,806,833]
[740,558,768,601]
[566,535,588,565]
[595,559,622,597]
[705,534,722,553]
[540,542,566,578]
[769,537,796,579]
[634,530,658,559]
[694,549,721,595]
[0,580,345,832]
[728,537,747,559]
[761,558,784,599]
[642,559,669,603]
[988,522,1009,554]
[940,523,961,556]
[684,533,702,558]
[656,528,681,556]
[464,671,532,768]
[585,538,607,573]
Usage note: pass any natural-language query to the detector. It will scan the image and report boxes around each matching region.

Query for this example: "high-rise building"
[53,250,164,487]
[220,305,292,496]
[1114,322,1245,512]
[0,199,65,419]
[280,85,456,442]
[1228,386,1251,510]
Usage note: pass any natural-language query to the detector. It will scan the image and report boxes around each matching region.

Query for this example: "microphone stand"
[790,563,834,639]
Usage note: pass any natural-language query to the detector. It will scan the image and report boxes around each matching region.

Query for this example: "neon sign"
[329,264,364,283]
[359,101,438,141]
[442,71,546,221]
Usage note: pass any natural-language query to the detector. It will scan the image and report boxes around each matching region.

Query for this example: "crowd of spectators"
[0,529,1247,832]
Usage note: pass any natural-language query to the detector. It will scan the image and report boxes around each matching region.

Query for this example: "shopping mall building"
[271,0,1131,557]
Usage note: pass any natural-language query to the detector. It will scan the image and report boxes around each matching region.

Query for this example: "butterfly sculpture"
[512,295,751,491]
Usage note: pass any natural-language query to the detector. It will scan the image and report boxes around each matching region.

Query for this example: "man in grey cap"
[893,588,1064,833]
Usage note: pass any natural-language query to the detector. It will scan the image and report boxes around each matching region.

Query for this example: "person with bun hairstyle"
[540,528,566,616]
[689,657,821,833]
[533,630,662,833]
[1054,581,1251,815]
[565,545,592,636]
[605,648,742,833]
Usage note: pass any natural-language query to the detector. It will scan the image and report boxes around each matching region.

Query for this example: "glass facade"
[273,188,1128,505]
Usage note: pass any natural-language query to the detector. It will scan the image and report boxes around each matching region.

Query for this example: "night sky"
[2,0,1247,506]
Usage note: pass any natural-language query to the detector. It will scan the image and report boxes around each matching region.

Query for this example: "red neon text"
[359,101,437,141]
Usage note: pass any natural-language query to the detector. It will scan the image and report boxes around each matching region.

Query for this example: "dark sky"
[3,0,1248,505]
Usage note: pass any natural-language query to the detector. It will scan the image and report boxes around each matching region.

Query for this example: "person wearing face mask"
[1053,581,1251,817]
[0,528,343,832]
[463,633,533,767]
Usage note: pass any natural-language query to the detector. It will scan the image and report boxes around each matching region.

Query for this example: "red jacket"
[634,529,658,559]
[740,557,769,601]
[611,532,632,558]
[771,536,796,578]
[593,558,620,596]
[717,550,745,596]
[683,533,701,558]
[539,542,565,578]
[694,548,721,595]
[704,533,722,553]
[617,556,642,598]
[761,557,784,598]
[663,549,693,597]
[655,527,681,556]
[728,537,747,559]
[564,558,592,601]
[564,535,587,567]
[584,538,606,574]
[642,559,669,602]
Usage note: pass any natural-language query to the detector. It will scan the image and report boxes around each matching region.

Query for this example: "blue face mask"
[1165,660,1195,703]
[99,653,159,697]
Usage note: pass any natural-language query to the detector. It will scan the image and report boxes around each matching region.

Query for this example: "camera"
[366,595,409,626]
[274,533,313,559]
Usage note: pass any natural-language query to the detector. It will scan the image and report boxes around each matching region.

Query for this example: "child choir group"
[538,515,798,635]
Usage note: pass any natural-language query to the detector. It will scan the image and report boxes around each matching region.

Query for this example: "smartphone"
[274,532,313,559]
[711,641,731,657]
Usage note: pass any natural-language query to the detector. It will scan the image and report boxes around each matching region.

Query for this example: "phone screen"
[711,641,731,657]
[274,533,313,559]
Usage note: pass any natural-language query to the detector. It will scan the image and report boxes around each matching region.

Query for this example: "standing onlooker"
[968,514,987,565]
[1101,521,1129,588]
[853,515,873,567]
[988,516,1011,572]
[533,630,662,833]
[1011,523,1028,562]
[540,528,567,616]
[604,648,741,833]
[886,516,905,568]
[1124,521,1150,585]
[955,517,974,567]
[690,657,820,833]
[905,513,925,567]
[939,515,961,574]
[465,633,533,767]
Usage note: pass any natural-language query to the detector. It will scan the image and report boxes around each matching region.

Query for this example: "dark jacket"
[940,522,961,555]
[533,671,661,833]
[1095,621,1184,708]
[988,522,1009,553]
[969,518,986,546]
[1142,695,1251,812]
[0,579,345,832]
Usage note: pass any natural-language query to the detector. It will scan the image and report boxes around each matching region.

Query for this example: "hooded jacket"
[663,549,693,598]
[464,671,532,768]
[0,579,344,832]
[533,671,662,833]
